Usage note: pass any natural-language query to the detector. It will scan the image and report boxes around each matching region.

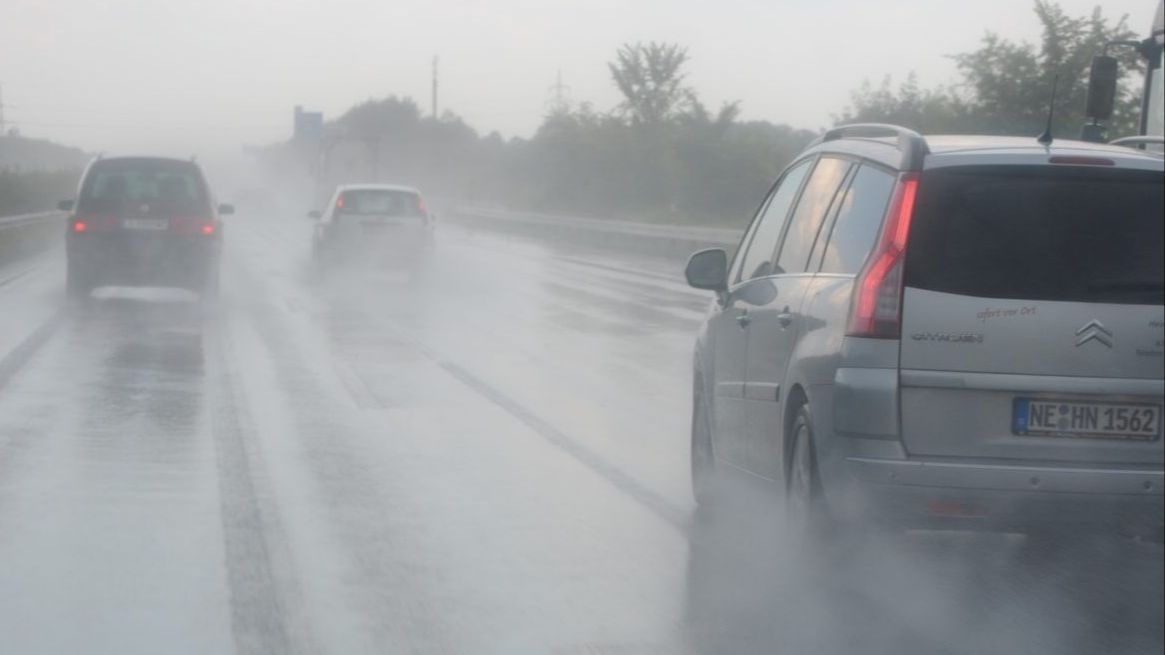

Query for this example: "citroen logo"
[1075,319,1113,348]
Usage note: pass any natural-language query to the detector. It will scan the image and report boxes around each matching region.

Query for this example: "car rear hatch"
[898,160,1164,465]
[74,158,215,255]
[331,188,429,256]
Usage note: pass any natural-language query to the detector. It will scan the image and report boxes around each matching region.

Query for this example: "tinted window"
[338,189,424,217]
[906,166,1164,304]
[78,160,208,214]
[735,160,811,282]
[775,157,851,274]
[819,165,896,274]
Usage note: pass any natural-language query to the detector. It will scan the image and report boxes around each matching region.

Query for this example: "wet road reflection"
[0,219,1160,654]
[683,489,1165,655]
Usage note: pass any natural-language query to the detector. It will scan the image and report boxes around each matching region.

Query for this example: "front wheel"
[691,373,717,507]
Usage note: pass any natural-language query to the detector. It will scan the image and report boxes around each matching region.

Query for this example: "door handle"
[736,312,751,328]
[777,306,793,328]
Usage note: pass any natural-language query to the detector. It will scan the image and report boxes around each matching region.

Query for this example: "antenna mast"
[1037,74,1060,146]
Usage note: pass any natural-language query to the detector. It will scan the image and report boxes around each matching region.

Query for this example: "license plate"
[123,218,169,230]
[1013,399,1161,441]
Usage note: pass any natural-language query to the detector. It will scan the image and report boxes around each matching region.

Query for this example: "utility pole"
[0,83,6,135]
[431,56,439,120]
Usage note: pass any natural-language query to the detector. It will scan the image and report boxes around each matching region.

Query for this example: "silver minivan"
[686,125,1164,537]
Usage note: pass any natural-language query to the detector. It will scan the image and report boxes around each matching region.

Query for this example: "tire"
[200,264,220,303]
[66,262,91,301]
[691,370,717,507]
[785,404,831,542]
[313,242,332,281]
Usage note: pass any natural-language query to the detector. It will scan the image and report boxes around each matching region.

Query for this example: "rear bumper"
[824,445,1163,533]
[67,234,219,288]
[319,232,433,268]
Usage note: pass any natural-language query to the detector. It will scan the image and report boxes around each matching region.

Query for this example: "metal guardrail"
[0,211,64,270]
[0,211,64,229]
[448,206,742,260]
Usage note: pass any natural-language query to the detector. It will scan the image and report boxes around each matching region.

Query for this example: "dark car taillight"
[846,173,919,339]
[71,214,116,232]
[170,217,217,236]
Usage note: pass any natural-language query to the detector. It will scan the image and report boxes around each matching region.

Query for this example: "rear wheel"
[786,405,830,542]
[200,264,220,303]
[66,262,91,301]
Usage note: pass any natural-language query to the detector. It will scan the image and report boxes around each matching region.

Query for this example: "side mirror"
[217,203,235,216]
[307,210,322,220]
[1085,55,1119,122]
[685,248,728,292]
[58,199,75,212]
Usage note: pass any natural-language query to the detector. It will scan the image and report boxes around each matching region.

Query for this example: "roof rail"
[817,123,930,171]
[1108,135,1165,152]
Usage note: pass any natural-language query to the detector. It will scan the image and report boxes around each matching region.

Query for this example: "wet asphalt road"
[0,214,1161,654]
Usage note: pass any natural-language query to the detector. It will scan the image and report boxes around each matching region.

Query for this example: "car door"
[709,159,813,468]
[742,156,853,480]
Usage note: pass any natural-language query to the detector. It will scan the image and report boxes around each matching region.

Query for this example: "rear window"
[906,165,1164,305]
[338,189,424,217]
[78,160,209,214]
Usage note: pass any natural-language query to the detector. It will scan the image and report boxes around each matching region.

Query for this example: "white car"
[310,184,436,274]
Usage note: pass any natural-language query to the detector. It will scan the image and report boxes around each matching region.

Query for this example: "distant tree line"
[0,135,87,216]
[261,0,1141,227]
[0,168,82,216]
[838,1,1145,138]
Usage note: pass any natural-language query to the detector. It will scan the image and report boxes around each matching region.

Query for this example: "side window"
[819,165,897,274]
[775,157,852,274]
[727,195,769,283]
[734,159,812,283]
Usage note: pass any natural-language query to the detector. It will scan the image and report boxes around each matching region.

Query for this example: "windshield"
[1,2,1162,655]
[77,161,209,215]
[908,166,1165,305]
[337,189,424,217]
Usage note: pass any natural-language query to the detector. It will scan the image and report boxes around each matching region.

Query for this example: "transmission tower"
[546,70,571,114]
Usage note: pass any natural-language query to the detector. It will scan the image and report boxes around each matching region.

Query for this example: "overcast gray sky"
[1,0,1156,157]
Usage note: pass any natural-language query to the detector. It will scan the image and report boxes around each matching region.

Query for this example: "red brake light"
[417,195,427,213]
[336,194,345,210]
[72,220,88,233]
[847,173,919,338]
[201,223,215,236]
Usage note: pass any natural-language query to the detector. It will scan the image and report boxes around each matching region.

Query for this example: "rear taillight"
[72,220,88,233]
[847,173,919,338]
[170,217,216,235]
[417,195,427,213]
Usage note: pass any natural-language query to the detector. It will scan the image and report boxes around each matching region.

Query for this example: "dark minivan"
[62,156,232,299]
